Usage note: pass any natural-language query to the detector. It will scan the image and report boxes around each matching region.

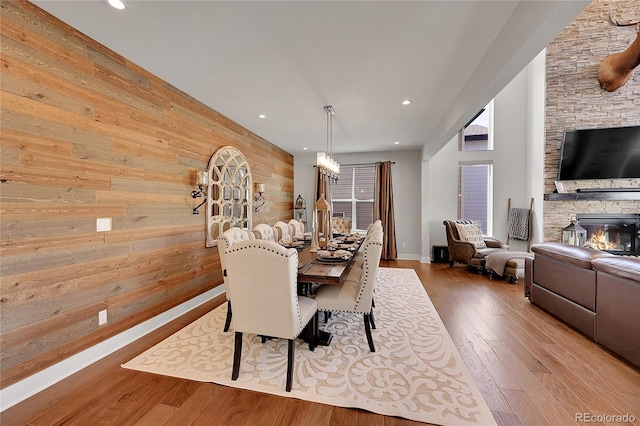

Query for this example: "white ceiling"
[33,0,589,159]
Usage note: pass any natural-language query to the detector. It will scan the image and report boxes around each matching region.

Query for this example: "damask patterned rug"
[122,268,495,426]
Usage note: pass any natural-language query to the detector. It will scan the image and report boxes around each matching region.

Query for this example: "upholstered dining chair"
[217,228,254,332]
[332,217,352,234]
[288,219,306,240]
[273,221,294,245]
[355,220,382,262]
[314,230,383,352]
[252,223,276,242]
[224,239,318,392]
[367,219,382,233]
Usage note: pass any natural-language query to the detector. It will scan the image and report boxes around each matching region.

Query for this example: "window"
[458,162,493,235]
[330,165,375,231]
[459,101,493,152]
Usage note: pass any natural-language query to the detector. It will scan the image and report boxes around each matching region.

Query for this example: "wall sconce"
[254,182,266,212]
[191,170,209,214]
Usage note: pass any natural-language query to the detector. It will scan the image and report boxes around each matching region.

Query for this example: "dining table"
[296,235,363,286]
[289,233,365,346]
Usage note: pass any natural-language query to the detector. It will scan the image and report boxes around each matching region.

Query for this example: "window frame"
[457,161,493,236]
[330,164,375,232]
[459,100,494,152]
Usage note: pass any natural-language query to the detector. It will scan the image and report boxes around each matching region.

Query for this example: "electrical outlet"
[402,242,406,248]
[98,309,108,326]
[96,218,112,232]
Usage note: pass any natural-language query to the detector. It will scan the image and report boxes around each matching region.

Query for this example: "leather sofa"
[524,242,640,368]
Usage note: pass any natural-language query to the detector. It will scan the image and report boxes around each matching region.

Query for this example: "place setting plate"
[282,241,304,249]
[316,249,352,262]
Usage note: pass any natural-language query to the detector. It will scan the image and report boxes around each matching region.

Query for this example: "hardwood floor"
[2,261,639,426]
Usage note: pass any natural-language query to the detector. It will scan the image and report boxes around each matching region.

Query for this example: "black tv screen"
[558,126,640,180]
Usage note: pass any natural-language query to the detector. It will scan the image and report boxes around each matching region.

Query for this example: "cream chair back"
[252,223,276,242]
[224,240,308,338]
[332,217,352,234]
[218,228,254,279]
[217,228,254,332]
[367,220,382,234]
[288,219,305,240]
[353,231,383,312]
[273,221,294,245]
[356,227,383,262]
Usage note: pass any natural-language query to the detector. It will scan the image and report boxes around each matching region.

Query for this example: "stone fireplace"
[542,1,639,244]
[577,213,640,256]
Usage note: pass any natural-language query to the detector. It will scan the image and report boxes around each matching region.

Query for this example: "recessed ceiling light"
[257,114,266,119]
[402,100,411,105]
[107,0,126,10]
[303,147,308,150]
[394,141,400,145]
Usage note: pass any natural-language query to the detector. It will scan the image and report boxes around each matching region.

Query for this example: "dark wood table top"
[296,237,363,285]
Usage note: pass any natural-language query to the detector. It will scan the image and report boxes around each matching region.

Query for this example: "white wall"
[294,150,422,260]
[424,135,458,255]
[422,51,546,257]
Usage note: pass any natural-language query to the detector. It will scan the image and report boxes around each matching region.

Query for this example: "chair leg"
[232,331,242,381]
[307,312,318,351]
[223,300,232,332]
[369,307,376,330]
[363,313,375,352]
[286,339,295,392]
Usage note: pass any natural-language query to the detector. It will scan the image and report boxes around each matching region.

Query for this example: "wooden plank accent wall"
[0,1,294,388]
[543,0,640,241]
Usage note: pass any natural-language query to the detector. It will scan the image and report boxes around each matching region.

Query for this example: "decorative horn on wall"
[597,3,640,92]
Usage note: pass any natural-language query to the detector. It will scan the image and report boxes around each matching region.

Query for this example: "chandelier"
[317,105,340,181]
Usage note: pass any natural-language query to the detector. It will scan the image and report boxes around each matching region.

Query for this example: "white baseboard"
[0,287,224,412]
[396,253,421,261]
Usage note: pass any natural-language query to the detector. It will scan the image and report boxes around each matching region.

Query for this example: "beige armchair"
[252,223,276,242]
[332,217,352,234]
[314,229,383,352]
[443,220,506,271]
[218,228,254,332]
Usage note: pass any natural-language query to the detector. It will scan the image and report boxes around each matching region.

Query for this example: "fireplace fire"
[577,214,640,256]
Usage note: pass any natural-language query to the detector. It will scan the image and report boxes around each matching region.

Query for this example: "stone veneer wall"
[544,0,640,241]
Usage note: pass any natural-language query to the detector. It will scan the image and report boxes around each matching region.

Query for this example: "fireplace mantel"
[544,191,640,201]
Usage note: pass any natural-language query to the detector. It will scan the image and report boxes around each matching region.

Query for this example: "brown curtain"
[374,161,397,259]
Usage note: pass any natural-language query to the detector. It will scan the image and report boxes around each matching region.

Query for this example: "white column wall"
[421,52,546,259]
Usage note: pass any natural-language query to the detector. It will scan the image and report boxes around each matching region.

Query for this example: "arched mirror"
[205,146,253,247]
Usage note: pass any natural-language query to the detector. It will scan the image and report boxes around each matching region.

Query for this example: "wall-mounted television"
[558,125,640,180]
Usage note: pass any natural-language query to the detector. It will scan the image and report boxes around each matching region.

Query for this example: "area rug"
[122,268,495,426]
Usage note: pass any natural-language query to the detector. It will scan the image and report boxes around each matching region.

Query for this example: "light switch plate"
[98,309,108,326]
[96,218,112,232]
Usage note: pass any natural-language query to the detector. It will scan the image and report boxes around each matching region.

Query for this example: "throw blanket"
[485,251,534,276]
[507,208,530,241]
